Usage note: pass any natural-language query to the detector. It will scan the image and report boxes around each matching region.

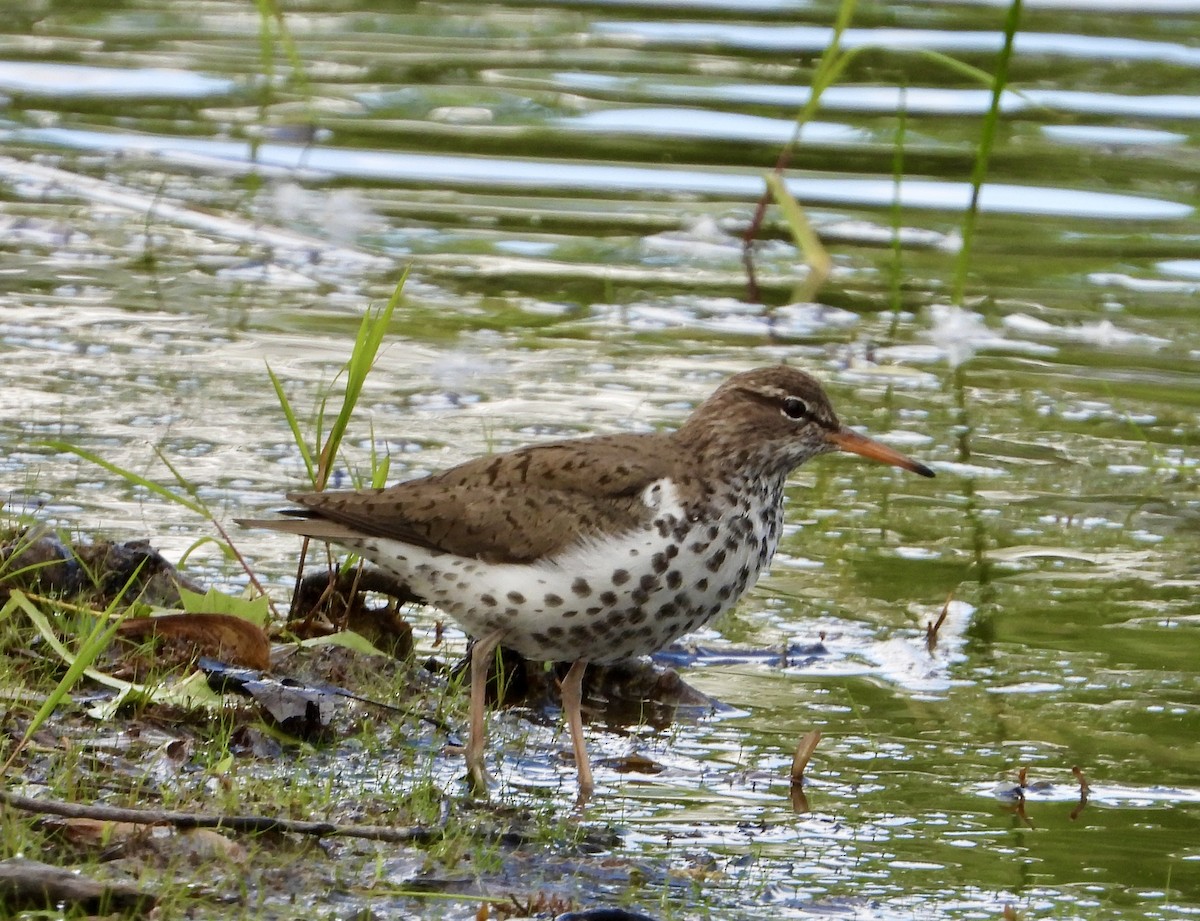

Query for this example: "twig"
[1069,765,1090,820]
[790,730,822,786]
[209,516,280,622]
[0,858,155,914]
[1010,767,1034,829]
[1,790,444,843]
[926,590,954,653]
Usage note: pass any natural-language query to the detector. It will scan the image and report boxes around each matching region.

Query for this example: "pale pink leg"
[560,658,594,803]
[467,629,504,793]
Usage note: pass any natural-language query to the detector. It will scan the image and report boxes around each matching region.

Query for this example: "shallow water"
[2,1,1198,918]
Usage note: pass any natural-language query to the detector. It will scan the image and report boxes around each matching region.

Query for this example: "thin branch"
[1,791,445,844]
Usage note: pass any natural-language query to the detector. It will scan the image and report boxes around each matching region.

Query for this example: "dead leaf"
[57,817,148,851]
[117,613,270,670]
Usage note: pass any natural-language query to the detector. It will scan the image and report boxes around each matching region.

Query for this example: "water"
[1,1,1198,918]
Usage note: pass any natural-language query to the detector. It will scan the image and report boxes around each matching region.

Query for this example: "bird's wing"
[273,435,676,564]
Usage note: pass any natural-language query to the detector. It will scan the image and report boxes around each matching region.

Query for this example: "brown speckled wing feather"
[284,434,675,564]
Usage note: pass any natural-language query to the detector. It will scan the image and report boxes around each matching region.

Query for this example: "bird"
[239,365,934,800]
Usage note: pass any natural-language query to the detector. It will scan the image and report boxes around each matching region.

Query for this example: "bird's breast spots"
[631,576,658,604]
[640,477,682,514]
[571,577,591,596]
[514,452,532,483]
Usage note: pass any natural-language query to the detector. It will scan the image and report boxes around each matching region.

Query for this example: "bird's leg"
[467,628,505,794]
[559,658,594,803]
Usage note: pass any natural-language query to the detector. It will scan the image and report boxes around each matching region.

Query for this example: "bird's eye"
[781,397,808,420]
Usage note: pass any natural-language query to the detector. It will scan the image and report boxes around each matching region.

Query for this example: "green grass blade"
[317,275,406,489]
[44,442,206,517]
[177,534,237,568]
[14,592,132,693]
[954,0,1024,304]
[0,576,148,777]
[910,48,1006,90]
[267,361,316,483]
[765,173,831,303]
[368,420,391,489]
[887,85,909,338]
[153,446,218,521]
[785,0,857,132]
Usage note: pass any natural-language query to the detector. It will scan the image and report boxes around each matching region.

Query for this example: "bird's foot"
[466,758,494,798]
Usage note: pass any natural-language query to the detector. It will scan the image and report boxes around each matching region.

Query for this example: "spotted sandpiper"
[241,366,933,799]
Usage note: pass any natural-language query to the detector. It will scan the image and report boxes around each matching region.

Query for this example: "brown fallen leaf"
[55,817,149,854]
[117,612,270,670]
[174,828,246,861]
[50,818,244,863]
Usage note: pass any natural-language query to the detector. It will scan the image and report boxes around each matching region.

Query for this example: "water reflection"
[547,74,1200,120]
[0,60,234,97]
[1,0,1198,917]
[592,21,1200,66]
[8,126,1192,219]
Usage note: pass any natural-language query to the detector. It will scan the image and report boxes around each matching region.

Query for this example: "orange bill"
[827,428,935,478]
